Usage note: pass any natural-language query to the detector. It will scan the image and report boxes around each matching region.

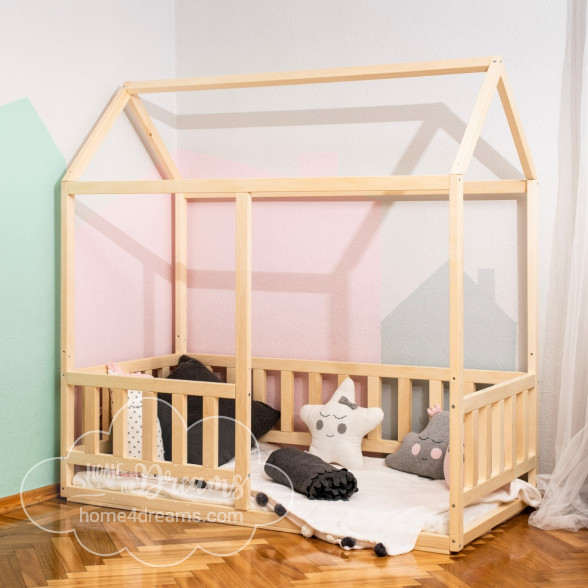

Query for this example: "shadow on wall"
[381,262,517,371]
[142,100,523,179]
[72,96,524,364]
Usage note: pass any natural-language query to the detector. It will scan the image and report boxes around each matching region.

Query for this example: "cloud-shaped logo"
[21,397,296,567]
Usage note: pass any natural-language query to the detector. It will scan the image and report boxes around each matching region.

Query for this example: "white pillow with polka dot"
[107,364,165,461]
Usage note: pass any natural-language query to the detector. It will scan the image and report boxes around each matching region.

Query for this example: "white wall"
[0,0,177,494]
[173,0,566,467]
[1,0,179,368]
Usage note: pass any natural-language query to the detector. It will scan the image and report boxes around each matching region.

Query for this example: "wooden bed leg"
[235,193,252,510]
[448,174,465,551]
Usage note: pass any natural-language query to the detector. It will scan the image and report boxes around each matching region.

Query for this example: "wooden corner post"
[526,179,539,485]
[448,174,465,550]
[60,185,76,494]
[235,193,252,509]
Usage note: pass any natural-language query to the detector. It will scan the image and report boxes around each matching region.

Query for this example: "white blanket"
[73,442,541,556]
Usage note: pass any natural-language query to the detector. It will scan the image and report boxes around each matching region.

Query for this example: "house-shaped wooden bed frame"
[61,56,538,554]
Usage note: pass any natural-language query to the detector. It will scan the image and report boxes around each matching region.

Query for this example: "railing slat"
[398,378,412,440]
[308,372,322,404]
[516,390,528,461]
[491,400,505,475]
[280,371,294,432]
[478,405,492,482]
[464,410,476,487]
[172,394,188,464]
[429,380,444,409]
[367,376,382,440]
[142,391,158,461]
[253,369,266,402]
[112,389,128,458]
[504,396,515,469]
[84,387,100,454]
[203,396,219,469]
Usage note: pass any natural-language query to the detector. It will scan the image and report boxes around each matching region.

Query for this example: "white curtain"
[529,0,588,531]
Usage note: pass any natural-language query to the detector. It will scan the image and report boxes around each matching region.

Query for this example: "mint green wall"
[0,98,65,497]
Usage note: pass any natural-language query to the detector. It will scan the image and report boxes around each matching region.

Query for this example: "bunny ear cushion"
[385,411,449,480]
[300,378,384,470]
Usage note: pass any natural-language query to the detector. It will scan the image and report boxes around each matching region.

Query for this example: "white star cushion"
[300,378,384,470]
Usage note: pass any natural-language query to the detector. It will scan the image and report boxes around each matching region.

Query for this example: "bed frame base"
[62,483,526,554]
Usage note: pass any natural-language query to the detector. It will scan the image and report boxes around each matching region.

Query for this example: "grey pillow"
[385,411,449,479]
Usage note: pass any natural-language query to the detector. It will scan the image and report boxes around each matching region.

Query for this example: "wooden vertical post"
[526,180,539,484]
[448,174,464,551]
[235,193,252,510]
[175,194,188,354]
[60,186,75,494]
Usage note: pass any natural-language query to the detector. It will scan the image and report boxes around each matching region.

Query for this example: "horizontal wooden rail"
[124,57,493,94]
[64,176,449,195]
[76,354,181,374]
[66,372,236,399]
[64,178,527,199]
[252,356,450,380]
[463,374,535,413]
[63,485,301,532]
[178,353,524,385]
[260,430,400,454]
[182,180,527,201]
[463,456,536,506]
[75,354,524,387]
[66,450,234,485]
[463,499,527,545]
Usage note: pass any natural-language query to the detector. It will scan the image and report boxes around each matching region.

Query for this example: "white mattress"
[73,442,540,555]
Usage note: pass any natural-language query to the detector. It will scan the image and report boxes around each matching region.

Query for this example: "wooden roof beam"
[124,57,493,94]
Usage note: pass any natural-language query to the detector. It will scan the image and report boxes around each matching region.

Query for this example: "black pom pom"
[374,543,387,557]
[340,536,356,549]
[255,492,269,507]
[274,503,287,517]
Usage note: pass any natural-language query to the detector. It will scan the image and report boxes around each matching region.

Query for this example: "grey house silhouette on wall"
[381,262,517,372]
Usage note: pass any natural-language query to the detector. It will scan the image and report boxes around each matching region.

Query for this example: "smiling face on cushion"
[385,411,449,479]
[300,378,384,470]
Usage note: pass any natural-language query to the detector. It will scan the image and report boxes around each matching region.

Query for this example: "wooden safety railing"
[462,373,536,505]
[68,364,236,485]
[69,353,534,518]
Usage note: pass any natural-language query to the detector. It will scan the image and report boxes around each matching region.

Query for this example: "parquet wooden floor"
[0,499,586,587]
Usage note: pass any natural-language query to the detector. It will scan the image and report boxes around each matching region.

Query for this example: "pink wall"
[74,149,382,426]
[74,193,173,368]
[180,150,382,427]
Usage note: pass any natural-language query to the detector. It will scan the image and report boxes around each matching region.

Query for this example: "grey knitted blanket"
[264,447,358,500]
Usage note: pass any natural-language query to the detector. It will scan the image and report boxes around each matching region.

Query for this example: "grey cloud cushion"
[385,411,449,480]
